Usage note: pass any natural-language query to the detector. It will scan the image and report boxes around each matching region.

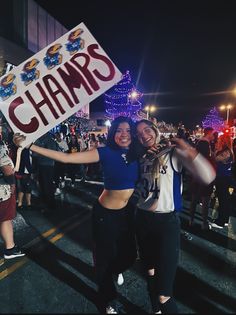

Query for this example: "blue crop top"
[97,146,139,190]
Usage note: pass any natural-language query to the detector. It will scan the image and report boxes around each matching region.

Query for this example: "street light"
[220,104,233,125]
[233,87,236,97]
[144,105,156,120]
[129,91,138,99]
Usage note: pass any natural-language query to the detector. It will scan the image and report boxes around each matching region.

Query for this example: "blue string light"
[104,70,143,120]
[202,107,224,131]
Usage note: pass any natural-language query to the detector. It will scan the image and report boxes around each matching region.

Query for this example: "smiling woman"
[13,116,139,314]
[132,119,216,314]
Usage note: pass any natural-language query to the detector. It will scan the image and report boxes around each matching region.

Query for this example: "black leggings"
[215,176,232,225]
[92,201,137,308]
[135,209,180,297]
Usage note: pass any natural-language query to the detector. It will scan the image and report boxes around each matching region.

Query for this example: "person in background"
[233,138,236,156]
[189,126,215,230]
[211,133,235,229]
[77,133,88,152]
[54,132,69,195]
[13,116,139,314]
[232,137,236,180]
[59,122,69,138]
[210,131,219,154]
[33,132,59,212]
[86,133,100,180]
[14,148,34,210]
[67,134,81,187]
[131,119,215,314]
[0,140,25,259]
[97,134,107,148]
[76,133,89,182]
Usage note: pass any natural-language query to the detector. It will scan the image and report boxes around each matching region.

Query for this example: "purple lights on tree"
[202,107,224,131]
[104,70,143,120]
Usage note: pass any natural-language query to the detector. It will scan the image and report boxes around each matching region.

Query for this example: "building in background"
[89,112,110,135]
[0,0,90,138]
[0,0,68,76]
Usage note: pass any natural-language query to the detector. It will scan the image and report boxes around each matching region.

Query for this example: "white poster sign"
[0,22,122,147]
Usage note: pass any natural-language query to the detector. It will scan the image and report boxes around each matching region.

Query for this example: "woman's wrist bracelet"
[29,142,34,149]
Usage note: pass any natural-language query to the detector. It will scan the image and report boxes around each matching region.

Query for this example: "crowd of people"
[1,114,236,314]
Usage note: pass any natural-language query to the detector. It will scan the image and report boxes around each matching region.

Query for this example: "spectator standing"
[87,133,100,180]
[54,132,69,195]
[210,131,219,154]
[34,132,59,211]
[76,133,89,182]
[59,122,69,138]
[67,134,81,187]
[211,134,235,228]
[0,141,25,259]
[189,127,215,229]
[14,148,34,210]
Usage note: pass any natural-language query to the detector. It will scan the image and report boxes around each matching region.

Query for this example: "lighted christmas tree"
[104,70,143,120]
[202,107,224,131]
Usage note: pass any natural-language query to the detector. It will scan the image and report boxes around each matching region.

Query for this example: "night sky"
[36,0,236,128]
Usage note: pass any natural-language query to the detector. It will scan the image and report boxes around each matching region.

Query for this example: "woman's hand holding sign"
[13,133,27,148]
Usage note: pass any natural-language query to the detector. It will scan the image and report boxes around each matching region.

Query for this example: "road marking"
[26,210,88,247]
[0,209,89,268]
[0,257,29,278]
[0,212,91,280]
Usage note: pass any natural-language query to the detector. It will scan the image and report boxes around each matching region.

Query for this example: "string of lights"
[202,107,224,131]
[104,70,143,120]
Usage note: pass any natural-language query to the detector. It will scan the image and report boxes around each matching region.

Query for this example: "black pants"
[215,176,232,225]
[135,209,180,296]
[16,174,32,194]
[37,165,55,208]
[54,161,66,186]
[92,201,137,308]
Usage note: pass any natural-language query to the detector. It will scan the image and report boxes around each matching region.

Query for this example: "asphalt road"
[0,181,236,313]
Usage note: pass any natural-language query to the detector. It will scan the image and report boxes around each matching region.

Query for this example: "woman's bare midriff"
[98,189,134,210]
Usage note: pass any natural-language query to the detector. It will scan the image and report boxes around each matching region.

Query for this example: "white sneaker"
[54,188,61,196]
[210,222,224,229]
[117,273,124,285]
[183,231,193,240]
[106,306,118,314]
[60,181,65,188]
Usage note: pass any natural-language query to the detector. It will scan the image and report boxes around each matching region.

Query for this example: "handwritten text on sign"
[0,22,122,147]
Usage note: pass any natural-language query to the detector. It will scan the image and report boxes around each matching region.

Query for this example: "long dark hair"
[136,119,160,141]
[126,119,160,165]
[106,116,135,150]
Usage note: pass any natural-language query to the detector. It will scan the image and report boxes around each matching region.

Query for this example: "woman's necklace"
[121,152,129,165]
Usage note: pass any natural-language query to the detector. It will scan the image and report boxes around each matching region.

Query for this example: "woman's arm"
[30,144,99,164]
[13,134,100,164]
[173,137,216,185]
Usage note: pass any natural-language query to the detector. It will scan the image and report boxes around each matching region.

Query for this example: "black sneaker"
[4,245,26,259]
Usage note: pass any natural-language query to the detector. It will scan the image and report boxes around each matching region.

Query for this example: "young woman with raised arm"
[14,116,138,314]
[132,119,216,314]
